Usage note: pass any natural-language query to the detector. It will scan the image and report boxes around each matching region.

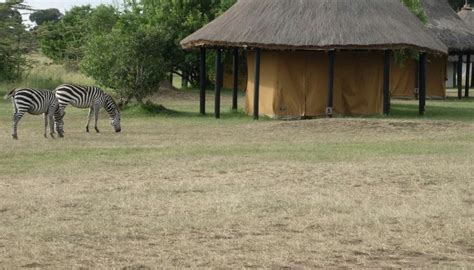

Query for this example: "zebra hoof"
[86,127,89,133]
[44,134,47,138]
[50,133,55,139]
[12,134,18,140]
[95,127,100,133]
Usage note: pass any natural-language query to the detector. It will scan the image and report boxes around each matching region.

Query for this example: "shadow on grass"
[388,98,474,122]
[122,101,254,121]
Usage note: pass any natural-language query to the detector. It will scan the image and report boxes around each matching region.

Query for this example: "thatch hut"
[458,3,474,91]
[392,0,474,99]
[181,0,447,118]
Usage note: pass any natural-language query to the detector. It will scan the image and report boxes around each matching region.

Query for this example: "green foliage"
[29,9,62,25]
[0,0,32,82]
[35,5,92,69]
[401,0,428,23]
[448,0,467,11]
[81,8,168,103]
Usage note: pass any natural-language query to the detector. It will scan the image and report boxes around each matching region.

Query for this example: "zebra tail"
[3,89,16,100]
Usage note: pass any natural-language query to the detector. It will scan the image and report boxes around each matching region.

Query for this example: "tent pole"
[215,48,222,119]
[232,49,239,110]
[419,53,427,115]
[326,51,335,118]
[471,57,474,88]
[458,53,463,99]
[466,53,471,98]
[199,47,206,115]
[383,50,391,115]
[253,48,261,120]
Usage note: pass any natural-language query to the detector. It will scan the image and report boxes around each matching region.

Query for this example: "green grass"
[0,57,473,268]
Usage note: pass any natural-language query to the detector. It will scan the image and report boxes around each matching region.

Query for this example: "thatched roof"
[421,0,474,53]
[181,0,447,54]
[458,4,474,29]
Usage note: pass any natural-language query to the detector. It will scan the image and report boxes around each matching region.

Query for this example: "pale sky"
[24,0,118,12]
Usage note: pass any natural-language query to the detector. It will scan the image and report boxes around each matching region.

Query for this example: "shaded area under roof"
[181,0,447,54]
[421,0,474,53]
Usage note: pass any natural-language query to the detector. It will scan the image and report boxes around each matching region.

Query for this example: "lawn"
[0,81,473,268]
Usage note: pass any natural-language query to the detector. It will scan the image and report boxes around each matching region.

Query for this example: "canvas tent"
[181,0,447,118]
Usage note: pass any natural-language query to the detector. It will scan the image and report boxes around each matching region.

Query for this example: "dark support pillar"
[199,47,206,115]
[232,48,239,110]
[466,54,471,98]
[471,59,474,88]
[419,53,427,115]
[253,48,261,120]
[383,50,391,115]
[458,53,463,99]
[326,51,335,118]
[215,48,222,119]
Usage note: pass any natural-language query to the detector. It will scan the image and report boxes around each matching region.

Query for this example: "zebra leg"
[86,107,94,133]
[56,106,66,138]
[48,111,55,138]
[12,112,23,140]
[43,113,48,138]
[94,105,100,133]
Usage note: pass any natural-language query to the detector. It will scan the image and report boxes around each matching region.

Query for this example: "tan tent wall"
[246,51,384,117]
[391,55,447,99]
[223,70,247,91]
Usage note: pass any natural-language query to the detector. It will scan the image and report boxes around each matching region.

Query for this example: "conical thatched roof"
[458,4,474,29]
[181,0,447,54]
[421,0,474,53]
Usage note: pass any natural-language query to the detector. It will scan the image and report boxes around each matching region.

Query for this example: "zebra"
[54,84,121,136]
[4,88,64,140]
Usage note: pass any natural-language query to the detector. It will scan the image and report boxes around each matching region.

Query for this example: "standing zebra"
[4,88,63,140]
[54,84,121,136]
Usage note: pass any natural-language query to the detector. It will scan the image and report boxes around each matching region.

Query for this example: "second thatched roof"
[181,0,447,54]
[421,0,474,53]
[458,4,474,30]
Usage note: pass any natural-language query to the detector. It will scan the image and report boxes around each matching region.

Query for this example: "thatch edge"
[181,40,448,55]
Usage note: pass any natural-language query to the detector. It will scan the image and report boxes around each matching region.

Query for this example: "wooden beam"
[383,50,391,115]
[466,53,471,98]
[253,48,261,120]
[232,49,239,110]
[199,47,206,115]
[419,53,427,115]
[215,48,222,119]
[326,51,335,117]
[458,53,463,99]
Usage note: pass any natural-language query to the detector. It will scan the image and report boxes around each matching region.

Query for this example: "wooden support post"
[419,53,427,115]
[458,53,463,99]
[215,48,222,119]
[471,58,474,88]
[199,47,206,115]
[326,51,335,117]
[383,50,391,115]
[232,49,239,110]
[466,53,471,98]
[253,48,261,120]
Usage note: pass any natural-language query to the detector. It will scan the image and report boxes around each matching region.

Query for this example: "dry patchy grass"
[0,89,473,268]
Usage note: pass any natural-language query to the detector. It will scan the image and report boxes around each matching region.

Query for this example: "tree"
[0,0,31,82]
[29,9,62,26]
[35,5,92,69]
[81,9,168,104]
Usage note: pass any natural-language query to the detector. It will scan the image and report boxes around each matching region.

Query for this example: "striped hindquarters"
[10,88,57,115]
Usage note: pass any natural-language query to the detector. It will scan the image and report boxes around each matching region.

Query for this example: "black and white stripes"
[54,84,121,135]
[4,88,63,140]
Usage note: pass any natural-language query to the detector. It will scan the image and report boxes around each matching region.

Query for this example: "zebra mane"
[3,88,17,100]
[104,93,119,117]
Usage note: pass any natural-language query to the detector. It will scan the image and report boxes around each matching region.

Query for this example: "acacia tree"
[29,9,62,26]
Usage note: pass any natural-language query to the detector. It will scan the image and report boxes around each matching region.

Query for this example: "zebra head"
[111,109,121,133]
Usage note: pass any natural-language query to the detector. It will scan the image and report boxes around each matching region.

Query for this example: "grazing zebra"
[54,84,121,136]
[4,88,63,140]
